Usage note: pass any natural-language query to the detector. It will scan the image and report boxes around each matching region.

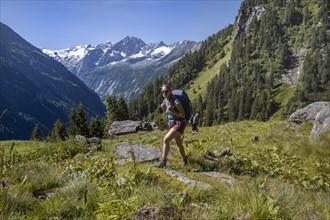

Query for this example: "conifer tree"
[67,103,89,137]
[238,89,246,121]
[117,97,129,121]
[48,119,67,142]
[77,103,88,136]
[89,116,103,138]
[104,95,118,131]
[67,104,79,136]
[31,124,42,141]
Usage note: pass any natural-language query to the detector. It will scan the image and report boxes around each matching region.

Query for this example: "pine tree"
[77,103,88,136]
[117,97,129,121]
[278,40,291,67]
[238,89,246,121]
[48,119,67,142]
[67,104,79,136]
[104,96,120,134]
[31,124,42,141]
[89,116,103,138]
[285,0,303,26]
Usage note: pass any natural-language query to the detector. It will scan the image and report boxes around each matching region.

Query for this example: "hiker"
[191,112,199,135]
[156,84,188,167]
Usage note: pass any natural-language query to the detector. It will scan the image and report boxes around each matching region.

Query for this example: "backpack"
[172,89,192,121]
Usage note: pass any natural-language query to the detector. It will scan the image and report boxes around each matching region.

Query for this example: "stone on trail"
[164,168,213,190]
[199,171,236,186]
[113,142,162,164]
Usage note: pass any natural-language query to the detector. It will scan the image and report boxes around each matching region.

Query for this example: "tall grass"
[0,120,329,219]
[29,177,99,219]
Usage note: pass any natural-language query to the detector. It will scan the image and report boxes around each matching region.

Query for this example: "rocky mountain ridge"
[43,36,201,100]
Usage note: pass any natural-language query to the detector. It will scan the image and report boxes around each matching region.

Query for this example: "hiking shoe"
[154,158,166,168]
[181,158,188,167]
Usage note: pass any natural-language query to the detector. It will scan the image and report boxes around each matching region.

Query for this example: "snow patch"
[131,51,144,58]
[151,46,172,56]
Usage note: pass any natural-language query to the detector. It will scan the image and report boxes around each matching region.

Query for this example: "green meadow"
[1,120,329,219]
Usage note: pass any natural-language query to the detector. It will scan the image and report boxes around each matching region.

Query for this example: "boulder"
[86,137,102,151]
[75,135,102,153]
[87,137,101,144]
[113,142,162,164]
[311,106,330,138]
[289,102,330,122]
[108,120,157,136]
[289,101,330,138]
[140,122,153,132]
[108,120,142,136]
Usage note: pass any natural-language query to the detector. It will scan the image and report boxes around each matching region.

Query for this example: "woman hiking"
[155,84,188,168]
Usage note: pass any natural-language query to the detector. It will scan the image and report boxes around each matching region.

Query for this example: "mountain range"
[0,22,106,140]
[43,37,200,100]
[2,0,328,140]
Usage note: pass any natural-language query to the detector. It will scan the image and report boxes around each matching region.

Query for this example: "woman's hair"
[160,84,172,92]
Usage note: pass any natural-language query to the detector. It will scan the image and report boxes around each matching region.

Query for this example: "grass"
[186,44,232,102]
[0,120,329,219]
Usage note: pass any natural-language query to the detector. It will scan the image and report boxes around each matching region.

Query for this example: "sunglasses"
[162,90,169,94]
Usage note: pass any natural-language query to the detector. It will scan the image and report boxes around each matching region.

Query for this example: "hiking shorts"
[168,121,186,134]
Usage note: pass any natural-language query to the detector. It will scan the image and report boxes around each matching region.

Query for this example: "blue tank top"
[163,96,184,124]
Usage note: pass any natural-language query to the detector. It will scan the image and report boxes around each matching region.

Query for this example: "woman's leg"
[174,134,186,159]
[162,128,180,160]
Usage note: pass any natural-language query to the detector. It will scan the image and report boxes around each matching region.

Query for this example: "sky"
[1,0,243,50]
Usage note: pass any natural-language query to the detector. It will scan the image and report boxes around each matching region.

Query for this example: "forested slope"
[128,0,329,125]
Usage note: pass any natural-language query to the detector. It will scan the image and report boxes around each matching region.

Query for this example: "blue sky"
[1,0,242,49]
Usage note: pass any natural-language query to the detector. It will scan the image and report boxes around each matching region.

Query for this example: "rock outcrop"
[232,6,266,41]
[289,101,330,138]
[311,106,330,138]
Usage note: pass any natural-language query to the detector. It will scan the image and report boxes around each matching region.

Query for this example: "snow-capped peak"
[42,44,94,61]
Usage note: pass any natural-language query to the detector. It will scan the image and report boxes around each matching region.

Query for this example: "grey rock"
[75,136,102,153]
[108,120,157,136]
[287,123,300,132]
[33,190,55,200]
[164,168,213,190]
[113,142,162,164]
[311,106,330,138]
[220,148,233,156]
[87,137,101,144]
[140,122,153,131]
[233,6,266,41]
[108,120,142,136]
[251,136,259,143]
[280,48,307,86]
[289,102,330,122]
[289,101,330,138]
[200,171,236,186]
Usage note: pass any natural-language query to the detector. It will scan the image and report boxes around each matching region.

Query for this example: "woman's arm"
[168,102,185,119]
